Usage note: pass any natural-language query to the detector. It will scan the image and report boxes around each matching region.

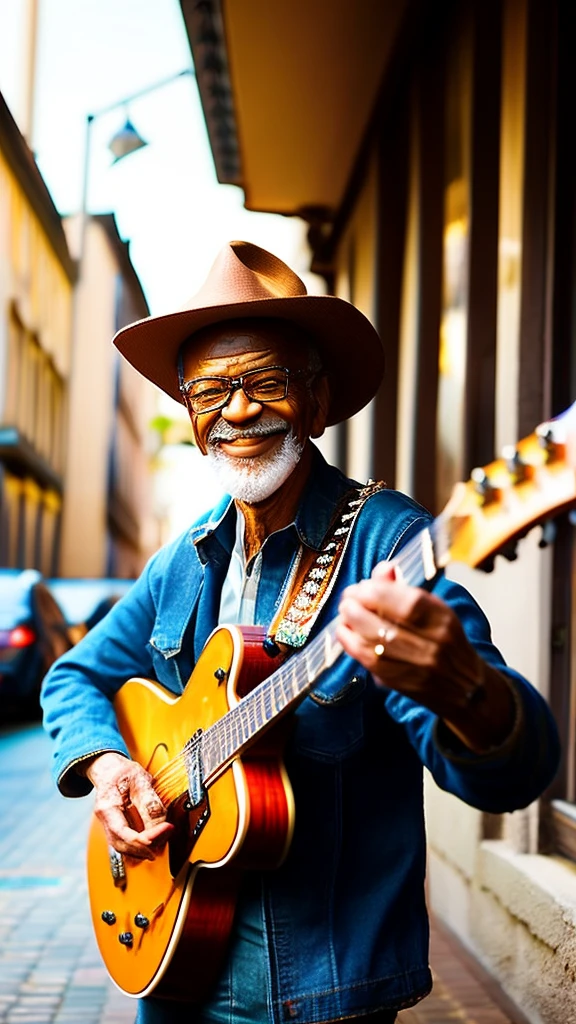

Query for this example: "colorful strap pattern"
[271,479,385,648]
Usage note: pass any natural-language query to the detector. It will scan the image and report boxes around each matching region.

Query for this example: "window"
[4,304,66,475]
[0,470,22,568]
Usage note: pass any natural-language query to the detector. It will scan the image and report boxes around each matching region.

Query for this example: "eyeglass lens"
[186,367,290,413]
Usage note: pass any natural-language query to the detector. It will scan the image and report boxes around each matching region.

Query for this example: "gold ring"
[374,626,391,660]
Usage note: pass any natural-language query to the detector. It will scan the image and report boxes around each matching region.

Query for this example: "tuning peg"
[500,540,519,561]
[502,445,527,483]
[471,467,496,504]
[539,521,557,547]
[477,555,496,573]
[536,424,556,458]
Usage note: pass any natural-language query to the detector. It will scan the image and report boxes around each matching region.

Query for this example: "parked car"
[0,570,134,717]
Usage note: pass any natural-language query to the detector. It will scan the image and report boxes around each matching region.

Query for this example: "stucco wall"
[425,532,576,1023]
[428,837,576,1024]
[59,218,117,577]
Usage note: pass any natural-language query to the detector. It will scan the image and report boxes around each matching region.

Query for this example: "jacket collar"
[190,445,357,558]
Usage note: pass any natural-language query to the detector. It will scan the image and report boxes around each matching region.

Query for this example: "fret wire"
[274,674,284,713]
[393,519,448,588]
[202,617,342,778]
[196,520,448,783]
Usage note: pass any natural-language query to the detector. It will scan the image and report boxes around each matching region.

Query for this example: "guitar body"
[87,625,294,1001]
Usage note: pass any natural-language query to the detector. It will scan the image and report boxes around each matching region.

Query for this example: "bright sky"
[0,0,321,537]
[0,0,311,315]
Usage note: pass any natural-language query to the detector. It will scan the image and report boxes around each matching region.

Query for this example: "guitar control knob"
[118,932,133,946]
[134,914,150,929]
[101,911,116,925]
[214,667,227,682]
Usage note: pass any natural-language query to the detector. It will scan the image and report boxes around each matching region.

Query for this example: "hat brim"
[113,294,385,426]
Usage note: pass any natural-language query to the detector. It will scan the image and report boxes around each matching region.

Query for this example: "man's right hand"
[83,752,174,860]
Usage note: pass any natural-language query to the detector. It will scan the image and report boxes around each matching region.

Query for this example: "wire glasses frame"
[179,364,307,415]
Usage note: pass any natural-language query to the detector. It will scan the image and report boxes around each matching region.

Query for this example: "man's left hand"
[337,562,516,753]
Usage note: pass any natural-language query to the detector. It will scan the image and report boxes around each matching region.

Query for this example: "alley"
[0,724,526,1024]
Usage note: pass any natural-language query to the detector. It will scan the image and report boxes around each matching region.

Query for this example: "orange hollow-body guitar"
[87,401,576,1001]
[87,625,298,1002]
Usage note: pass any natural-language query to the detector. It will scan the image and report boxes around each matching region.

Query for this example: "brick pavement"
[397,923,529,1024]
[0,723,528,1024]
[0,723,135,1024]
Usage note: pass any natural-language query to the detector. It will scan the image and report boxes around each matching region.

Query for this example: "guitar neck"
[200,618,341,780]
[177,401,576,795]
[200,520,442,782]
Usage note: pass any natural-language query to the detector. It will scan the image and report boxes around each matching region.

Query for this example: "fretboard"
[200,618,342,780]
[198,516,447,781]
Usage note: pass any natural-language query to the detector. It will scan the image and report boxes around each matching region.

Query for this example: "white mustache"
[208,416,289,446]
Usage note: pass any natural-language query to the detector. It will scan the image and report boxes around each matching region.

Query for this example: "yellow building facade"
[0,91,74,575]
[1,92,158,582]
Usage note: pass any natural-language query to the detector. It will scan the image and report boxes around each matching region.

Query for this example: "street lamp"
[78,67,196,264]
[108,118,148,162]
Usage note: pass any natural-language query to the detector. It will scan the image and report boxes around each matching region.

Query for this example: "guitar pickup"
[108,846,127,890]
[184,729,205,809]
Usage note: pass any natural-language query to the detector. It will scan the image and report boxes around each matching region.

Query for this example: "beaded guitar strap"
[270,479,385,649]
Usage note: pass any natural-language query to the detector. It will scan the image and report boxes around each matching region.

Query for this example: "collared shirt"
[218,508,263,626]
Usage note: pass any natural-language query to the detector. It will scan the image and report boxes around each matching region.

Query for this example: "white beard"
[206,420,304,503]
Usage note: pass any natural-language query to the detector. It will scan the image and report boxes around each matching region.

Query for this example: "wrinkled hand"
[337,562,515,752]
[84,752,174,860]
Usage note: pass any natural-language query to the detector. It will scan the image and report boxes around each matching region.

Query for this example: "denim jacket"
[42,447,559,1022]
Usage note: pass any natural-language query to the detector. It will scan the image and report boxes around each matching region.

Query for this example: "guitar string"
[153,621,342,796]
[199,618,343,778]
[153,519,444,798]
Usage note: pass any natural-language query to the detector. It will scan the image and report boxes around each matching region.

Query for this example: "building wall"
[329,1,576,1020]
[109,354,159,577]
[59,216,158,578]
[331,150,379,485]
[0,146,73,573]
[421,4,576,1016]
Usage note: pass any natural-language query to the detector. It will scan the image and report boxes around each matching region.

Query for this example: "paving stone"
[2,724,526,1024]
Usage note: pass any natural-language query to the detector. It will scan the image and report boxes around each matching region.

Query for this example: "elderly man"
[42,241,559,1024]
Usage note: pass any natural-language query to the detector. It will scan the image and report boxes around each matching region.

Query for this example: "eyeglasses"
[179,365,306,415]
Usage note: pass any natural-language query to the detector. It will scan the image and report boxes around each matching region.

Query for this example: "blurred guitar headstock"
[437,402,576,571]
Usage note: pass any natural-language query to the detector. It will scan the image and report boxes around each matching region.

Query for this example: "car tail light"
[9,625,36,648]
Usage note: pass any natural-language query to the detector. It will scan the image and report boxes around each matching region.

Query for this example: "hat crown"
[188,240,308,309]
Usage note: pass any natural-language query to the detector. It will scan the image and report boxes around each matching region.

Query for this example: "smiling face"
[179,319,329,503]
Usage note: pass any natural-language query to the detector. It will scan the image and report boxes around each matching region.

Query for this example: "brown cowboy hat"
[113,240,385,426]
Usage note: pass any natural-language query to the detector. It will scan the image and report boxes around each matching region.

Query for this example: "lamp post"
[64,67,197,574]
[78,67,196,265]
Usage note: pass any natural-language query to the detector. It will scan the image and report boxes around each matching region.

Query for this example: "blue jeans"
[136,879,269,1024]
[135,880,398,1023]
[136,1005,397,1024]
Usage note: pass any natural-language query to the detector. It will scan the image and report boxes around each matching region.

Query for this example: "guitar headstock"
[438,401,576,570]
